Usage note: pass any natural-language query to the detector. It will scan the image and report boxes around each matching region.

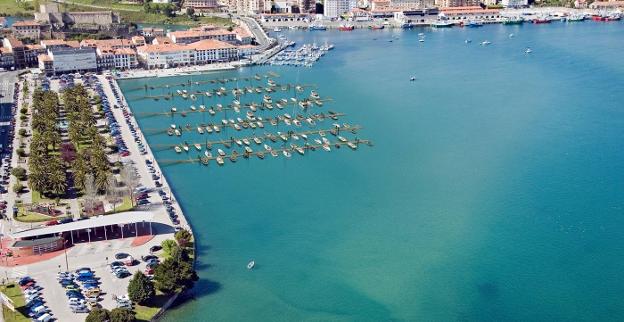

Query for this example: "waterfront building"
[435,0,479,7]
[136,43,194,68]
[46,47,98,74]
[391,0,435,10]
[11,20,42,40]
[189,39,239,63]
[184,0,219,11]
[439,6,501,21]
[168,27,237,44]
[96,47,139,70]
[501,0,527,8]
[298,0,317,13]
[324,0,357,18]
[394,8,439,22]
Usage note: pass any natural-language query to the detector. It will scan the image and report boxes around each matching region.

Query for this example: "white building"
[136,44,193,68]
[47,47,97,74]
[324,0,357,18]
[189,40,239,63]
[501,0,527,7]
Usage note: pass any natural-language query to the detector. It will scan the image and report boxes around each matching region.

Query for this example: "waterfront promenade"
[0,72,194,321]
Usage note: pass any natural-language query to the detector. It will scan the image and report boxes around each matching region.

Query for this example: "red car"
[45,220,59,226]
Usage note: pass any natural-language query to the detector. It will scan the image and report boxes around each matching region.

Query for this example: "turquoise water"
[119,21,624,322]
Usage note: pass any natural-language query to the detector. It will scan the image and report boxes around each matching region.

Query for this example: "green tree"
[13,183,24,194]
[153,257,197,294]
[161,239,177,256]
[174,228,192,248]
[11,167,27,181]
[86,308,110,322]
[110,308,136,322]
[127,271,155,304]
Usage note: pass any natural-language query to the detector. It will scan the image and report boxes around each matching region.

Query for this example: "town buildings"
[324,0,357,18]
[183,0,220,11]
[136,39,239,68]
[11,21,43,40]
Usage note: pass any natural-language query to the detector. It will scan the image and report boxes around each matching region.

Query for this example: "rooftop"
[12,20,41,27]
[12,236,62,248]
[188,39,236,50]
[10,211,155,239]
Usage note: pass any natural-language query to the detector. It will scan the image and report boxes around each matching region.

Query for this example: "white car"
[36,313,52,322]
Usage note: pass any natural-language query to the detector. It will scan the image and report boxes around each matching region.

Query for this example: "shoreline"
[114,62,240,80]
[102,75,197,320]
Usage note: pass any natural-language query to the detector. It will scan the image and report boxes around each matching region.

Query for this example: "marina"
[118,22,624,322]
[267,42,335,67]
[127,71,371,169]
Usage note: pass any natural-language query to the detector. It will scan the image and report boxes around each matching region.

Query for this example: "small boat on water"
[190,105,196,111]
[197,126,204,134]
[339,24,355,31]
[322,144,331,152]
[205,151,212,158]
[525,47,533,54]
[194,143,202,151]
[174,146,182,153]
[283,150,292,158]
[216,156,224,166]
[432,21,454,28]
[270,150,278,157]
[171,107,177,113]
[480,40,492,46]
[218,149,226,156]
[466,20,483,28]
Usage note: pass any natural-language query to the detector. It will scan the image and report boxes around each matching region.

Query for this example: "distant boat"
[339,24,355,31]
[309,24,327,31]
[466,21,483,28]
[480,40,492,46]
[525,47,532,54]
[247,260,255,269]
[273,27,282,32]
[410,76,416,81]
[432,21,454,28]
[465,39,472,44]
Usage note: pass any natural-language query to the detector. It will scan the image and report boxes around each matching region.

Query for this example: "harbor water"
[118,21,624,321]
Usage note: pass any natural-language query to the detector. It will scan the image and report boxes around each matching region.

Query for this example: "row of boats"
[268,43,334,68]
[165,90,325,118]
[166,110,343,136]
[175,134,367,165]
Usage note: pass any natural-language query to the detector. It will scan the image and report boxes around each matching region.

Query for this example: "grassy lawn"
[61,0,141,11]
[0,283,31,322]
[134,292,171,322]
[64,2,232,26]
[14,208,52,223]
[0,0,35,17]
[106,196,133,214]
